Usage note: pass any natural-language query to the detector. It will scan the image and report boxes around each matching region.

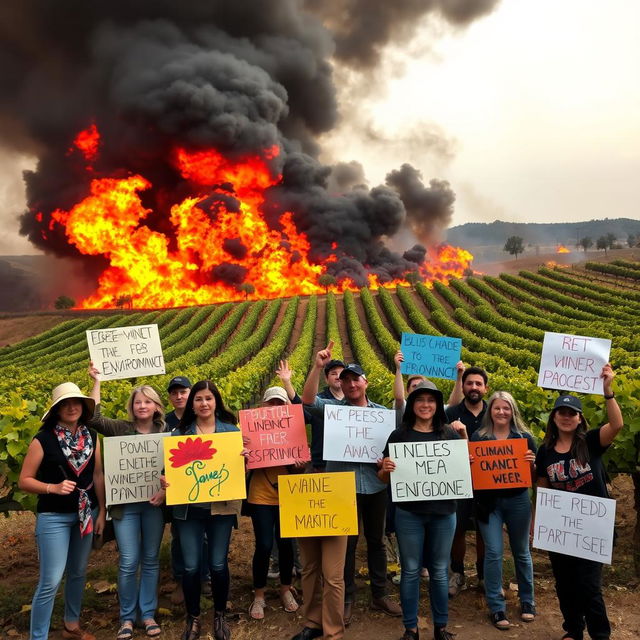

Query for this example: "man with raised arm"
[302,342,401,627]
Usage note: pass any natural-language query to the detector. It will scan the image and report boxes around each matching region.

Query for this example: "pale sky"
[2,0,639,255]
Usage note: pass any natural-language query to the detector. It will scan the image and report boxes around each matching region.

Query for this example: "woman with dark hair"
[379,381,466,640]
[535,364,622,640]
[88,364,167,639]
[470,391,536,629]
[169,380,246,640]
[19,382,106,640]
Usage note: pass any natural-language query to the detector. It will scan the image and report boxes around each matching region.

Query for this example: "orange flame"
[49,128,474,309]
[556,245,571,254]
[70,123,100,162]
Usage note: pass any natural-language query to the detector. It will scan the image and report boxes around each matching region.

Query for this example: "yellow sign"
[163,432,246,505]
[279,472,358,538]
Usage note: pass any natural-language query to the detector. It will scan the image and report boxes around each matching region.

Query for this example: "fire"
[69,123,100,162]
[556,245,571,254]
[49,127,474,309]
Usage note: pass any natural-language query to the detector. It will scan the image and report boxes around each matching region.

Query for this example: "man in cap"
[165,376,191,430]
[302,342,401,630]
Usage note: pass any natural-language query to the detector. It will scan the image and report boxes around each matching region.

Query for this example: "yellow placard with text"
[163,432,246,505]
[279,472,358,538]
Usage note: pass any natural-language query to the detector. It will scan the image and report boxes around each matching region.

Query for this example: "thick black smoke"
[0,0,496,285]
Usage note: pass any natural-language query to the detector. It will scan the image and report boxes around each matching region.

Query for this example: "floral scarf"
[55,424,95,537]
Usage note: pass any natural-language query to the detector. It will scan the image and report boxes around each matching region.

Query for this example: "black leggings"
[250,504,294,589]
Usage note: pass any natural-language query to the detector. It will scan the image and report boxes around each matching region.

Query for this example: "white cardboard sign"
[389,439,473,502]
[87,324,165,381]
[533,487,616,564]
[323,405,396,463]
[103,433,169,506]
[537,331,611,395]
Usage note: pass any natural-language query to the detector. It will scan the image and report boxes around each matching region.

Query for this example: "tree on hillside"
[54,295,75,309]
[238,282,255,300]
[404,271,421,288]
[596,236,608,255]
[114,295,132,309]
[578,236,593,253]
[605,232,617,249]
[628,233,637,248]
[318,273,337,294]
[504,236,524,260]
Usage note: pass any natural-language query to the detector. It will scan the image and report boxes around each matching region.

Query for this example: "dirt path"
[313,296,327,354]
[333,295,354,364]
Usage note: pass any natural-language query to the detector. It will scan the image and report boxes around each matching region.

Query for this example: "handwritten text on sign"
[87,324,165,381]
[538,332,611,395]
[469,438,531,490]
[533,488,616,564]
[389,439,473,502]
[279,472,358,537]
[240,403,310,470]
[323,405,395,463]
[163,432,246,505]
[104,433,169,506]
[400,332,462,381]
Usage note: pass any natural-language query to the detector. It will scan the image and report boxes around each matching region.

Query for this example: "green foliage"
[504,235,524,259]
[54,295,76,309]
[325,292,343,361]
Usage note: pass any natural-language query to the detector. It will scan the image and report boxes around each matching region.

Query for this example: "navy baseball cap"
[553,395,583,413]
[339,364,367,380]
[167,376,192,391]
[324,359,346,376]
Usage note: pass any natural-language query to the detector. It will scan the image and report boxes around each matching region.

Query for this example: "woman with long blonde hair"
[88,363,167,640]
[470,391,536,630]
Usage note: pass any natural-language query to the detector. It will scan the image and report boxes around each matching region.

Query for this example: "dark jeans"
[549,552,611,640]
[175,510,235,616]
[170,521,209,582]
[345,489,388,603]
[250,504,294,588]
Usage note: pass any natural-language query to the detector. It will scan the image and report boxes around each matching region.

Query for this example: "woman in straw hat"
[88,363,167,640]
[19,382,106,640]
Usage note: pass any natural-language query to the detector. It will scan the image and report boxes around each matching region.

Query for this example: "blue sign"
[400,332,462,380]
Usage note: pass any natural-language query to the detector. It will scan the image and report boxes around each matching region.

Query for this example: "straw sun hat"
[41,382,96,421]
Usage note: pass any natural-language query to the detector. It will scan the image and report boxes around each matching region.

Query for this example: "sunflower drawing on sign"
[169,436,229,502]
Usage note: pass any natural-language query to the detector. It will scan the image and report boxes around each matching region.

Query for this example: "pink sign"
[240,403,310,470]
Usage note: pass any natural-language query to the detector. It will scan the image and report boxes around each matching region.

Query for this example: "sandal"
[116,623,134,640]
[144,620,162,637]
[281,588,299,613]
[490,611,510,630]
[249,597,266,620]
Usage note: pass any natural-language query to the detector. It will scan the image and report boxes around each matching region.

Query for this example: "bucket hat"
[41,382,95,421]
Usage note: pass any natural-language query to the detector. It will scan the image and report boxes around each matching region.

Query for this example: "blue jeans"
[171,522,209,582]
[31,509,97,640]
[477,491,534,613]
[113,502,165,622]
[175,509,235,616]
[395,507,456,630]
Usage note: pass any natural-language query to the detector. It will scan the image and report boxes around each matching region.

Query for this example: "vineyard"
[1,260,639,553]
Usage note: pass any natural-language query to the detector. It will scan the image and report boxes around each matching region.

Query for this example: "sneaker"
[433,627,455,640]
[490,611,510,630]
[267,563,280,580]
[213,611,230,640]
[400,630,419,640]
[371,596,402,617]
[448,572,465,597]
[520,602,536,622]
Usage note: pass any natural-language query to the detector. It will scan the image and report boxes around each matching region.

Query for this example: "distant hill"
[446,218,640,248]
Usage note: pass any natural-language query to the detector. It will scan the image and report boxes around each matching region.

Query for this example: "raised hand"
[276,359,293,383]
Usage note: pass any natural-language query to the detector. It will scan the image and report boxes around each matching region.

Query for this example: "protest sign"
[87,324,165,381]
[104,433,169,506]
[389,439,472,502]
[469,438,531,490]
[240,403,310,469]
[400,332,462,380]
[537,331,611,395]
[279,472,358,537]
[322,405,395,463]
[163,432,246,505]
[533,488,616,564]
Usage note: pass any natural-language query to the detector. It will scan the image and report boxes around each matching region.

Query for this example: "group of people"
[19,343,624,640]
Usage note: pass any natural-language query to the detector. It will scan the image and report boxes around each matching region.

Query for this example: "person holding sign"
[19,382,106,640]
[302,343,402,624]
[245,381,303,620]
[168,380,247,640]
[469,392,537,629]
[379,381,467,640]
[88,364,167,640]
[535,364,623,640]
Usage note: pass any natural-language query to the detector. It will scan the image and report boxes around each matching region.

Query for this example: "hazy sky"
[2,0,639,255]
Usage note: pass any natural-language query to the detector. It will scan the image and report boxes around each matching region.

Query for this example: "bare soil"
[1,476,638,640]
[0,315,70,348]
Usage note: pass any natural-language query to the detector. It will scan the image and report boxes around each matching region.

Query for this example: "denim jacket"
[170,418,241,521]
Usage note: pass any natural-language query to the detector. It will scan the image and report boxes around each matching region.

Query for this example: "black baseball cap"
[167,376,192,392]
[552,395,583,413]
[324,359,346,376]
[339,363,367,380]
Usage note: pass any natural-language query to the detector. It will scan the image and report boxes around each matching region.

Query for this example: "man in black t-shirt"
[444,366,488,596]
